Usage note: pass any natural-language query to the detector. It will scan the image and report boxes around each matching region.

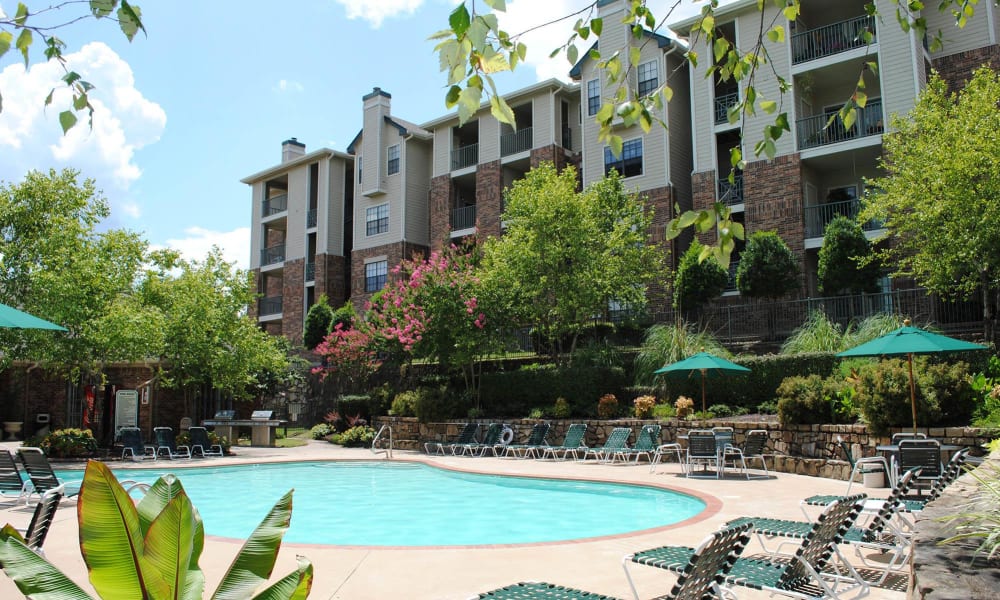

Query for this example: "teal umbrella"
[0,303,66,331]
[837,319,987,432]
[654,351,751,412]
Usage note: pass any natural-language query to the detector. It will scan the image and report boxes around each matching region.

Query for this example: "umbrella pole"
[701,369,707,413]
[907,352,918,434]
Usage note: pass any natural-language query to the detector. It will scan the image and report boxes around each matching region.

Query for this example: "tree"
[673,239,728,316]
[312,321,382,398]
[736,231,799,300]
[817,214,880,295]
[434,0,981,265]
[0,1,145,133]
[303,294,334,350]
[482,163,663,361]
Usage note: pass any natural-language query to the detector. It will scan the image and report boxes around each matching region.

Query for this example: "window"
[587,78,600,116]
[604,138,643,178]
[387,144,400,175]
[637,60,658,97]
[365,203,389,236]
[365,260,387,293]
[357,156,362,181]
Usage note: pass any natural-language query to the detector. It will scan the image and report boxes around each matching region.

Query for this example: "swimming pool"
[58,461,706,546]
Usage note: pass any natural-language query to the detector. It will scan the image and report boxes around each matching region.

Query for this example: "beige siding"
[667,55,693,210]
[479,114,500,163]
[690,34,718,172]
[877,3,921,129]
[322,158,346,257]
[284,167,307,261]
[925,1,997,57]
[532,94,553,148]
[738,3,795,157]
[249,182,264,268]
[404,138,432,245]
[432,126,452,177]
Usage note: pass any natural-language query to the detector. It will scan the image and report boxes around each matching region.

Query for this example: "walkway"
[0,440,908,599]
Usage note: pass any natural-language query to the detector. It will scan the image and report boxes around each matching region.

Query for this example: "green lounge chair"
[503,423,550,459]
[17,448,79,504]
[457,423,504,457]
[0,450,27,503]
[153,427,192,460]
[119,426,156,461]
[539,424,588,460]
[621,424,661,464]
[427,422,478,455]
[626,495,868,600]
[189,426,224,457]
[18,489,62,556]
[581,427,631,463]
[474,522,753,600]
[731,470,918,585]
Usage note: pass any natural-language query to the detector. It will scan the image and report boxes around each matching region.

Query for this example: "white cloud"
[0,42,166,220]
[120,201,142,219]
[161,226,251,271]
[274,79,304,93]
[334,0,424,28]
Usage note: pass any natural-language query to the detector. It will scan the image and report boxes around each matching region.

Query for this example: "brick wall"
[281,258,305,345]
[743,153,807,296]
[314,253,348,307]
[350,241,429,311]
[530,145,568,172]
[475,160,503,240]
[932,44,1000,93]
[642,185,676,313]
[429,174,452,251]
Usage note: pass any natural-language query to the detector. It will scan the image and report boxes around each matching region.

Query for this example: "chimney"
[360,87,392,196]
[281,137,306,163]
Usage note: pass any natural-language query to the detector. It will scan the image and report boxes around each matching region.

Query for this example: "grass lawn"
[234,427,311,448]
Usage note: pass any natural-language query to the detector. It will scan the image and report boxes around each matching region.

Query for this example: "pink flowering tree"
[312,321,382,397]
[366,244,493,397]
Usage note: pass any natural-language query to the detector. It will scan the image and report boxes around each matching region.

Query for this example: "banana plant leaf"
[250,555,313,600]
[0,525,93,600]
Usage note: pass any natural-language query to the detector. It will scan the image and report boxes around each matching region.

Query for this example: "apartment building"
[670,0,1000,298]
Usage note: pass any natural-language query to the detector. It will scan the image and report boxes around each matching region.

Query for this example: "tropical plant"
[35,427,98,458]
[0,460,312,599]
[674,396,694,419]
[633,395,656,419]
[597,393,619,419]
[633,322,727,385]
[781,311,847,354]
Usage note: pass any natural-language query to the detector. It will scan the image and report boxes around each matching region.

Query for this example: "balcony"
[258,296,282,316]
[451,144,479,170]
[451,205,477,231]
[305,262,315,282]
[714,91,739,124]
[307,209,317,228]
[797,99,883,151]
[262,194,287,217]
[792,14,876,64]
[804,199,884,238]
[500,127,533,157]
[260,244,285,266]
[717,173,744,205]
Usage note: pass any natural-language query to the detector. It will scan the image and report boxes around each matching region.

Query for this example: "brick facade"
[641,185,676,313]
[314,253,348,307]
[429,174,452,251]
[932,45,1000,93]
[530,144,568,172]
[350,241,429,310]
[280,258,305,345]
[475,160,503,240]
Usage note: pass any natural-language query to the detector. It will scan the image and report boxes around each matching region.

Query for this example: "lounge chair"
[621,424,661,464]
[474,522,753,600]
[457,423,504,457]
[627,494,869,600]
[581,427,631,463]
[427,423,478,455]
[734,470,919,584]
[539,423,588,460]
[901,446,970,512]
[721,429,770,479]
[18,489,62,556]
[119,426,155,461]
[684,430,720,478]
[503,423,550,459]
[0,450,27,503]
[17,448,78,504]
[153,426,192,459]
[189,426,224,457]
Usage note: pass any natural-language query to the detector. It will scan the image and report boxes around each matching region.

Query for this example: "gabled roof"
[568,28,679,80]
[240,147,353,184]
[345,117,431,155]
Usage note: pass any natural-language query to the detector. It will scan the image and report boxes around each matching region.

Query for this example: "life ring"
[500,426,515,445]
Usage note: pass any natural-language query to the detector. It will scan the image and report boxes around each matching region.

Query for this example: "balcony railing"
[260,244,285,266]
[500,127,533,156]
[451,205,477,230]
[804,199,884,238]
[797,99,883,150]
[262,194,287,216]
[562,127,573,151]
[305,262,315,282]
[717,173,744,205]
[258,296,282,316]
[714,91,739,124]
[307,209,317,228]
[451,144,479,170]
[791,14,876,64]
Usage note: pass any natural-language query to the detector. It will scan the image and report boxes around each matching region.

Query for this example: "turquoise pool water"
[57,461,705,546]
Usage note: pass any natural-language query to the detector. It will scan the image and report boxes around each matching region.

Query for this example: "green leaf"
[143,495,206,600]
[596,103,614,124]
[0,533,94,599]
[760,99,777,114]
[483,0,506,11]
[567,44,578,66]
[783,5,799,21]
[58,110,78,134]
[490,95,515,127]
[0,31,13,60]
[14,3,29,26]
[449,4,472,37]
[591,18,602,36]
[629,46,641,67]
[249,555,313,600]
[212,490,295,600]
[456,84,481,124]
[467,19,489,51]
[15,28,32,66]
[117,1,144,41]
[90,0,115,18]
[73,93,89,111]
[608,134,623,158]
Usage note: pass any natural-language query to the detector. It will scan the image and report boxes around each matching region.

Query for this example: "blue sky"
[0,0,704,269]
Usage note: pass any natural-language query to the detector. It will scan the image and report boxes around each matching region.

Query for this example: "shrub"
[553,397,571,419]
[309,423,335,439]
[707,404,747,418]
[776,374,848,426]
[331,425,376,447]
[736,231,799,299]
[597,394,619,419]
[673,240,728,312]
[652,403,676,419]
[479,363,628,417]
[390,390,419,417]
[36,428,97,458]
[756,400,779,415]
[674,396,694,419]
[633,395,656,418]
[528,407,545,419]
[413,386,468,423]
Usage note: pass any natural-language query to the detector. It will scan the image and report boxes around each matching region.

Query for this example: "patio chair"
[474,522,753,600]
[17,448,80,505]
[627,495,869,600]
[581,427,632,463]
[839,437,892,493]
[895,438,941,494]
[189,426,224,457]
[733,470,919,585]
[457,423,504,457]
[539,423,588,460]
[649,439,684,474]
[502,422,550,459]
[0,450,27,503]
[622,424,661,464]
[685,430,720,478]
[153,426,192,460]
[119,426,155,461]
[721,429,770,479]
[426,422,478,455]
[890,432,927,444]
[901,446,970,512]
[710,426,734,450]
[18,488,62,556]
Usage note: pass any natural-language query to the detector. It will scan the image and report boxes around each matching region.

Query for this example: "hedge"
[479,364,628,418]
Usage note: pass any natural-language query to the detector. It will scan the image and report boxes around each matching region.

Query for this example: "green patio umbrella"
[0,303,66,331]
[837,319,987,433]
[654,351,751,413]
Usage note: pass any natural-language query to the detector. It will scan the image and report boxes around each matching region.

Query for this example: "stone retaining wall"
[372,416,995,480]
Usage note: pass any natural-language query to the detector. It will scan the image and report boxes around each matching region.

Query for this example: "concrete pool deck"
[0,440,909,599]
